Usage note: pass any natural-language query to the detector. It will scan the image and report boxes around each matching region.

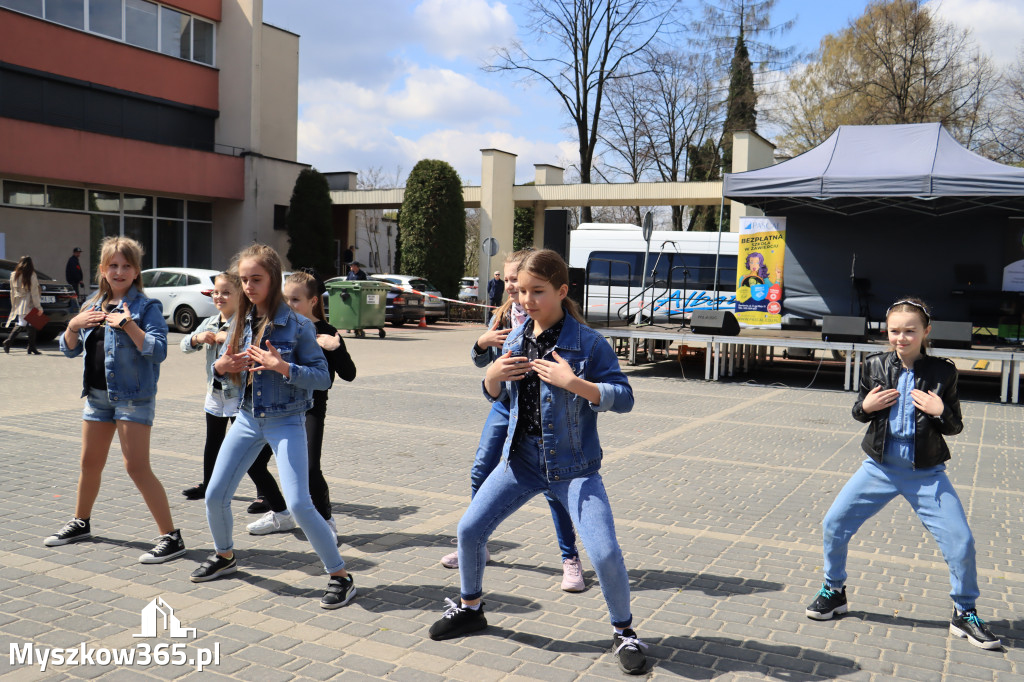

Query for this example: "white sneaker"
[326,516,337,537]
[246,510,296,535]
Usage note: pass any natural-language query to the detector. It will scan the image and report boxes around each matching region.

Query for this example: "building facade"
[0,0,305,283]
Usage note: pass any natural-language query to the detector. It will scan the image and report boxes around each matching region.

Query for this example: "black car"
[0,259,78,343]
[369,276,426,326]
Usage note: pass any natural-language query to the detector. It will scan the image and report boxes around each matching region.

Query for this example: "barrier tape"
[372,282,498,309]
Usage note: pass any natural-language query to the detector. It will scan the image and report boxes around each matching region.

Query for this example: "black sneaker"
[247,496,270,514]
[806,583,848,620]
[182,483,206,500]
[428,598,487,641]
[44,518,91,546]
[139,530,186,564]
[950,608,1001,650]
[320,574,356,609]
[190,554,237,582]
[612,628,649,675]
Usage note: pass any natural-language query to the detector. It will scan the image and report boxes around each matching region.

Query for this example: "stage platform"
[591,323,1024,403]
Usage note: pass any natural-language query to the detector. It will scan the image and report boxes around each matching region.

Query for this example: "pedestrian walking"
[190,244,356,610]
[46,237,186,564]
[805,297,1000,650]
[245,269,356,538]
[4,255,43,355]
[66,246,85,303]
[486,270,504,308]
[428,249,649,675]
[441,248,585,593]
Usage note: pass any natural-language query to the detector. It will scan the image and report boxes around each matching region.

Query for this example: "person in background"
[5,255,43,355]
[343,245,354,266]
[66,247,85,303]
[346,262,367,281]
[487,271,504,308]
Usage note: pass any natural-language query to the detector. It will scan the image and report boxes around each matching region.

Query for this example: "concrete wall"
[0,207,90,283]
[259,23,299,162]
[730,131,776,232]
[215,0,257,152]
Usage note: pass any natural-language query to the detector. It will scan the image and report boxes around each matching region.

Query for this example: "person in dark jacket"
[805,298,1000,651]
[346,262,367,281]
[66,247,84,302]
[486,271,504,308]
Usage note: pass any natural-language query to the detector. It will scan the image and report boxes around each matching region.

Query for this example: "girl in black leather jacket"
[804,298,1000,651]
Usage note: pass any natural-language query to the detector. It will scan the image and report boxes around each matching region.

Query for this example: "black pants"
[249,408,331,519]
[4,325,37,352]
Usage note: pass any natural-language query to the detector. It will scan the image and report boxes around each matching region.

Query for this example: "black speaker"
[690,310,740,336]
[567,267,585,311]
[822,315,867,343]
[929,320,972,349]
[544,209,570,259]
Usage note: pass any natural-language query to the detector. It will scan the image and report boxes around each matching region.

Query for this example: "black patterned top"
[517,316,565,437]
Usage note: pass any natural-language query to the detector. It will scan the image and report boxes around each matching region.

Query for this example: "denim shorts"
[83,387,156,426]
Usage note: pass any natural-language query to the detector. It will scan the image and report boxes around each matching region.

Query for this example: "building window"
[159,5,190,60]
[273,204,288,231]
[89,190,120,213]
[3,180,46,207]
[46,0,84,30]
[48,185,85,210]
[124,194,153,216]
[157,197,184,219]
[0,0,215,67]
[89,0,122,39]
[0,0,42,17]
[156,219,183,267]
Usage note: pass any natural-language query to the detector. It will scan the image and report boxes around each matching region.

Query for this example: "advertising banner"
[735,217,786,328]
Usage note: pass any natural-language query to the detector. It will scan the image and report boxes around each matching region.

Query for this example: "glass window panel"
[3,180,45,207]
[187,201,212,221]
[45,0,83,29]
[123,216,154,268]
[0,0,43,17]
[123,194,153,216]
[125,0,158,50]
[88,190,120,213]
[157,197,183,219]
[89,214,121,286]
[192,18,213,65]
[141,270,158,287]
[88,0,121,38]
[48,185,85,210]
[159,6,190,60]
[186,221,212,269]
[156,219,184,267]
[186,275,200,286]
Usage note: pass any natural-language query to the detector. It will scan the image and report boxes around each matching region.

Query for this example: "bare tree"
[697,0,795,71]
[464,209,481,276]
[356,165,404,272]
[597,66,655,224]
[489,0,676,222]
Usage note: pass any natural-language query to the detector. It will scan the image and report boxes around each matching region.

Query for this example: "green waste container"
[326,280,389,338]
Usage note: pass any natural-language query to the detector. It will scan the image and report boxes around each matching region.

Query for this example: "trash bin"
[326,280,388,338]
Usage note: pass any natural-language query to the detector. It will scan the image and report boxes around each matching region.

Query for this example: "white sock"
[463,602,480,611]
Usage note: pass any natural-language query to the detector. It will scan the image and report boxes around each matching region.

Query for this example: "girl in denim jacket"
[180,271,244,501]
[428,250,649,675]
[46,237,185,565]
[441,248,583,593]
[190,244,355,610]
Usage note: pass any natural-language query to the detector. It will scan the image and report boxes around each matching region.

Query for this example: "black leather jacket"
[852,351,963,468]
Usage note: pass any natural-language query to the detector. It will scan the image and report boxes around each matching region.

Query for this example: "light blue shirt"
[884,368,916,466]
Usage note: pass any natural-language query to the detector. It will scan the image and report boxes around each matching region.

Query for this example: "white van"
[568,223,739,324]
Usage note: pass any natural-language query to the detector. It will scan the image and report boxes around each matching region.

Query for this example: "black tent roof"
[723,123,1024,216]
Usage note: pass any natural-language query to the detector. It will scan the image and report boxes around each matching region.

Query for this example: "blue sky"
[262,0,1024,186]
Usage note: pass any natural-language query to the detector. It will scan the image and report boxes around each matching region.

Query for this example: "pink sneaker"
[561,556,585,592]
[440,545,490,569]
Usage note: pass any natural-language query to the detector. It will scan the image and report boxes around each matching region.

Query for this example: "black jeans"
[248,407,331,519]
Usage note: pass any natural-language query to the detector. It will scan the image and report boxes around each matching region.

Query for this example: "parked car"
[0,259,78,343]
[361,275,426,326]
[371,274,446,324]
[459,277,480,302]
[140,268,220,332]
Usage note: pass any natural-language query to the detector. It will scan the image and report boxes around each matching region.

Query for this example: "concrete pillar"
[532,164,563,247]
[479,149,517,318]
[729,131,776,231]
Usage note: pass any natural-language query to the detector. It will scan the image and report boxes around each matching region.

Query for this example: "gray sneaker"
[246,510,296,535]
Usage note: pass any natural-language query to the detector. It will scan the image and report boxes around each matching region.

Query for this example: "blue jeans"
[470,401,579,561]
[205,408,345,574]
[458,435,633,628]
[822,456,979,611]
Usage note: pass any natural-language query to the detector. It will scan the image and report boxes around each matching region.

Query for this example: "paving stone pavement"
[0,323,1022,681]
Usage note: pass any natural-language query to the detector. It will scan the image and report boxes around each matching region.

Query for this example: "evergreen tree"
[687,138,722,231]
[722,31,757,171]
[285,168,333,274]
[393,209,403,275]
[513,181,536,251]
[399,160,466,297]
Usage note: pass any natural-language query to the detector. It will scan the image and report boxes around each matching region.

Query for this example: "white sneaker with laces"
[326,516,338,537]
[247,510,296,535]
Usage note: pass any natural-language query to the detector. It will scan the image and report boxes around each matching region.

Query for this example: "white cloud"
[412,0,517,61]
[927,0,1024,66]
[384,67,512,122]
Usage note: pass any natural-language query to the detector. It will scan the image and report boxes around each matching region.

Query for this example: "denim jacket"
[60,287,168,400]
[489,312,633,482]
[180,314,240,401]
[215,302,330,418]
